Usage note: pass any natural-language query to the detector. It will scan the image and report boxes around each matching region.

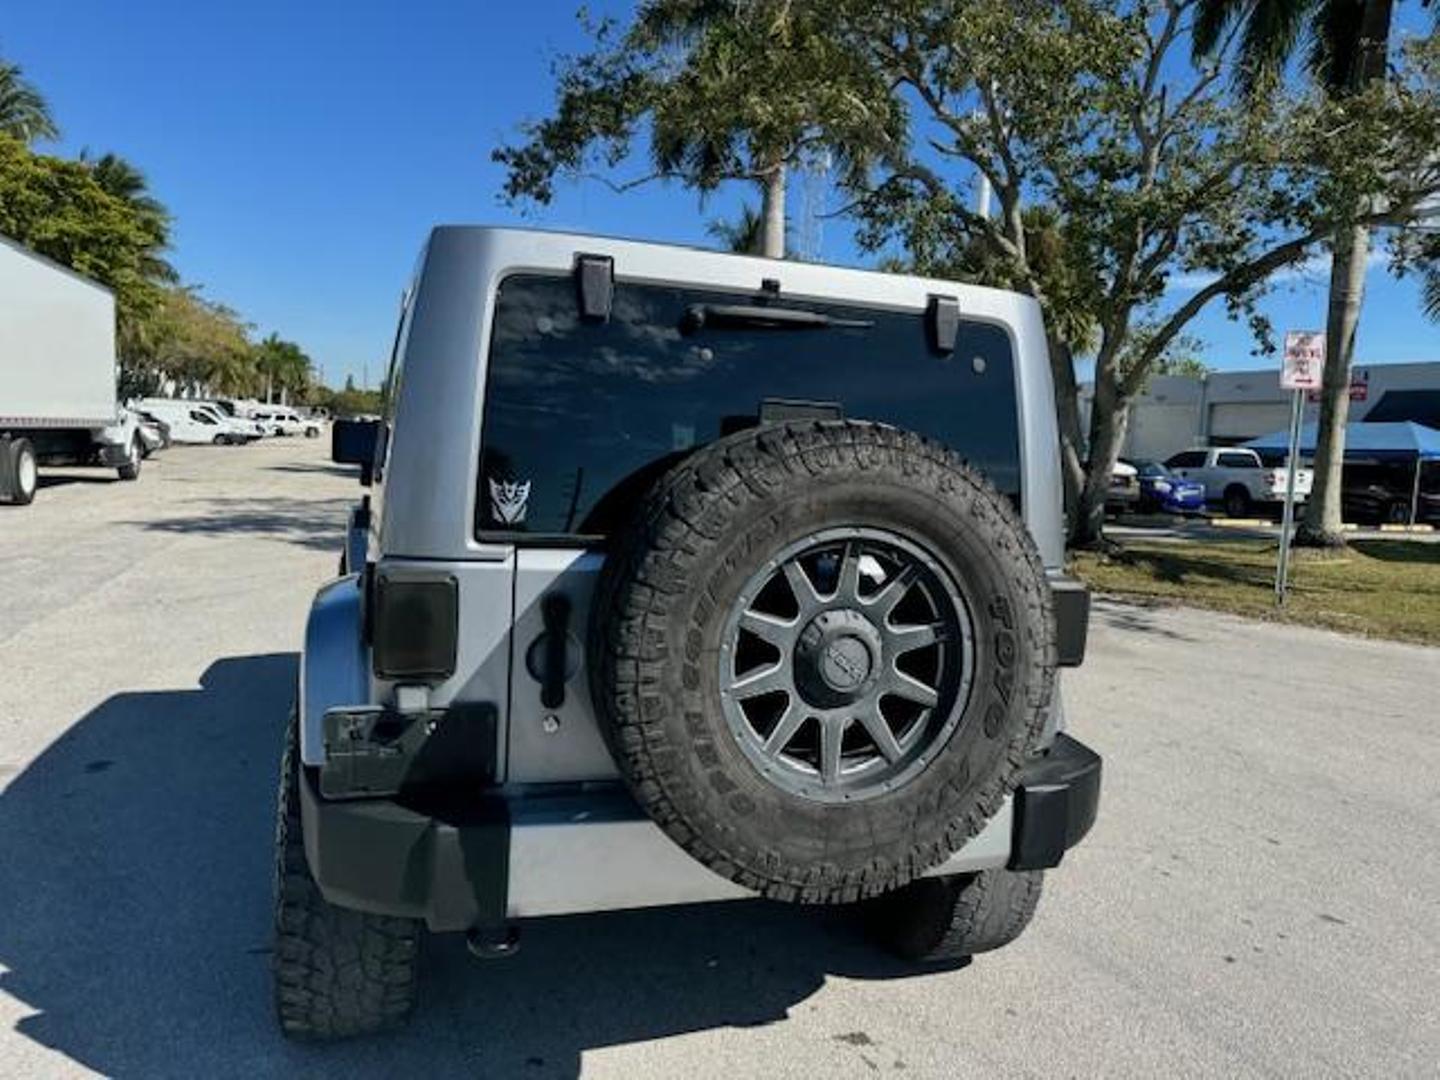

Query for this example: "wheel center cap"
[820,636,872,690]
[795,608,882,705]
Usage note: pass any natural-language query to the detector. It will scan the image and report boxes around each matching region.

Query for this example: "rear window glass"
[1166,451,1206,468]
[1218,452,1256,468]
[477,275,1021,539]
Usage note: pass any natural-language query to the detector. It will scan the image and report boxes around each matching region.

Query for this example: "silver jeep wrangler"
[274,226,1100,1038]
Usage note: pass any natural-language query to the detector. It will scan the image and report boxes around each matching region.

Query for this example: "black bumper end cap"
[1009,733,1102,871]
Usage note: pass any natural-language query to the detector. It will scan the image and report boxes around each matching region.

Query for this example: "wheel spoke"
[819,716,847,782]
[835,541,862,602]
[863,564,916,618]
[781,560,822,614]
[738,609,797,648]
[887,620,947,652]
[884,670,939,708]
[729,662,790,700]
[762,704,807,755]
[856,708,904,763]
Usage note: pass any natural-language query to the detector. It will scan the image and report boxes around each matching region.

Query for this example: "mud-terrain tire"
[272,715,421,1039]
[858,868,1044,961]
[591,420,1055,904]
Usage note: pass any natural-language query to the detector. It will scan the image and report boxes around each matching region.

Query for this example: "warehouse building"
[1081,361,1440,463]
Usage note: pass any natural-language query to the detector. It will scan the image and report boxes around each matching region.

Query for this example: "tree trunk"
[1295,223,1368,547]
[1296,0,1393,548]
[760,165,786,259]
[1047,335,1086,526]
[1071,352,1129,549]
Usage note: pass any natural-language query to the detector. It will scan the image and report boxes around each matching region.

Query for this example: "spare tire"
[591,420,1055,904]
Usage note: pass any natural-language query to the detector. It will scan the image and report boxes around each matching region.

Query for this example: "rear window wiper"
[680,303,873,334]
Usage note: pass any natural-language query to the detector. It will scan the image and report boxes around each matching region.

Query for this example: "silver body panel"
[507,796,1013,919]
[507,549,617,783]
[302,225,1066,918]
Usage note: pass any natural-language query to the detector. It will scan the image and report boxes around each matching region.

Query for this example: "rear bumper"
[299,734,1102,931]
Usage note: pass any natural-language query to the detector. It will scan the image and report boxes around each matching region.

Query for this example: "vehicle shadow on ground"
[266,461,360,479]
[1091,598,1198,642]
[1351,539,1440,564]
[0,653,921,1079]
[37,474,118,490]
[122,496,348,552]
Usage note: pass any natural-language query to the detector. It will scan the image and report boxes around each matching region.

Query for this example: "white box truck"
[1,233,144,505]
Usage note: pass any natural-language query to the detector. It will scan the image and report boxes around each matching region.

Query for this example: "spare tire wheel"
[590,421,1056,904]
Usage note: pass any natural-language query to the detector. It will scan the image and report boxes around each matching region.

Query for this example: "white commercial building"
[1081,360,1440,462]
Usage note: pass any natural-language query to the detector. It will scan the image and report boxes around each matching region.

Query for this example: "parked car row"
[125,398,326,446]
[1104,445,1438,526]
[1105,458,1208,517]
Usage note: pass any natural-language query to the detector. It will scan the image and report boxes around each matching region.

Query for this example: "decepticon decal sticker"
[489,478,532,524]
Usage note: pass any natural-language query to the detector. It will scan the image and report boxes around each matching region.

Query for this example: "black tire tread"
[272,715,420,1039]
[862,868,1044,962]
[593,420,1055,905]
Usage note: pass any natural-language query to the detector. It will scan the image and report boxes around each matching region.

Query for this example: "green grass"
[1071,539,1440,646]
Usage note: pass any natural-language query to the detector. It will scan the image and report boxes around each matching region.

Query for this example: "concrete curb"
[1205,518,1435,533]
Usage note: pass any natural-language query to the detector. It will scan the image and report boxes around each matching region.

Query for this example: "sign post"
[1276,331,1325,605]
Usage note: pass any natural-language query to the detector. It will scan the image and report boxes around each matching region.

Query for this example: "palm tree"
[0,57,58,144]
[706,203,768,254]
[81,149,176,282]
[1194,0,1399,547]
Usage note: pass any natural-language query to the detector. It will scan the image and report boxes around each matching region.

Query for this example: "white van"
[134,400,258,445]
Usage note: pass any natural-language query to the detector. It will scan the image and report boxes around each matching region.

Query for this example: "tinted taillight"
[372,572,458,682]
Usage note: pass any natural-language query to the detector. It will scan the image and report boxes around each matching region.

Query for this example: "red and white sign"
[1305,369,1368,404]
[1281,331,1325,391]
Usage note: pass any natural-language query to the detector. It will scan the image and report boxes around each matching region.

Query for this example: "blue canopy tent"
[1244,421,1440,461]
[1244,421,1440,525]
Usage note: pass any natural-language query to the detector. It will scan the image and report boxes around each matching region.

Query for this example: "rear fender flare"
[299,575,369,766]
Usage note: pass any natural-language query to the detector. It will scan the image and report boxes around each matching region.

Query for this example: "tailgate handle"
[539,593,572,709]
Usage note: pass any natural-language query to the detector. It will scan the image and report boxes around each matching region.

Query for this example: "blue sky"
[6,1,1439,387]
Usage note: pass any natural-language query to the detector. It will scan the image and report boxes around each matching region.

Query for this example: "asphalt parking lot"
[2,438,1438,1079]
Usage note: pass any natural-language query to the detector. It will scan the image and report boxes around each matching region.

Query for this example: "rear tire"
[858,868,1043,962]
[273,714,421,1039]
[1223,485,1251,518]
[0,438,39,505]
[117,436,142,481]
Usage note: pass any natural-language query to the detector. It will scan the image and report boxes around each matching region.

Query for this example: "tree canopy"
[495,0,907,256]
[0,57,57,145]
[835,0,1440,542]
[505,0,1440,546]
[0,133,164,344]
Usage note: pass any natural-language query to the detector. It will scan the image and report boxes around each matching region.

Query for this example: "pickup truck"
[1164,447,1313,518]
